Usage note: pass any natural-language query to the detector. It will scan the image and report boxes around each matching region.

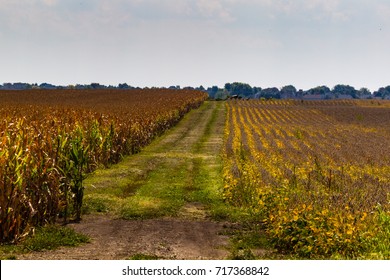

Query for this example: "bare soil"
[20,214,230,260]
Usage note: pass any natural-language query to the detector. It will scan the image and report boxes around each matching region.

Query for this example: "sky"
[0,0,389,91]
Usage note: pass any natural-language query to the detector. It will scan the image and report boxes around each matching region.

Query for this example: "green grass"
[0,225,89,260]
[22,225,90,252]
[82,102,235,220]
[75,101,278,259]
[361,208,390,259]
[81,101,271,259]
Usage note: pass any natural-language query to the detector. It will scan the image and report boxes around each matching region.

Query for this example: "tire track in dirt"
[20,101,230,260]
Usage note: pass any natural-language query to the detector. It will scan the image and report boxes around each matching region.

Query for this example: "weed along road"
[20,101,234,260]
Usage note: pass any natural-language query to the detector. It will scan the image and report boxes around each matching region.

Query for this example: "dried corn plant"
[0,89,207,243]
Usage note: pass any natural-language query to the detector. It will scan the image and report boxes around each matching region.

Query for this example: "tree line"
[2,82,390,100]
[0,82,204,91]
[0,82,146,90]
[206,83,390,100]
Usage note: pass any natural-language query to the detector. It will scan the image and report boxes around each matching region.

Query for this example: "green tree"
[332,84,357,98]
[280,85,297,98]
[357,88,371,98]
[307,86,331,95]
[374,87,390,98]
[207,86,220,99]
[224,83,232,92]
[260,87,280,99]
[229,82,253,97]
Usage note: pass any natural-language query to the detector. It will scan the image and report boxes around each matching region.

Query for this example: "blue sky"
[0,0,389,91]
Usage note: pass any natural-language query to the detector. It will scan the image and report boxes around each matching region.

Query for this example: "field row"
[0,89,207,243]
[223,99,390,258]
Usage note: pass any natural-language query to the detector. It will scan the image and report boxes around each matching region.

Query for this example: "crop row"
[0,89,207,243]
[223,99,390,258]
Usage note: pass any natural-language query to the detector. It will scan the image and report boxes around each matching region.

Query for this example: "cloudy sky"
[0,0,389,91]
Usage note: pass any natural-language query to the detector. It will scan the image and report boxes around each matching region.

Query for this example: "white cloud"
[375,2,390,21]
[196,0,234,21]
[167,0,194,16]
[1,0,389,90]
[304,0,351,21]
[231,0,349,22]
[41,0,57,6]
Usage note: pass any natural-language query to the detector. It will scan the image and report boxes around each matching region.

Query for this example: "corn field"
[0,89,207,243]
[223,99,390,258]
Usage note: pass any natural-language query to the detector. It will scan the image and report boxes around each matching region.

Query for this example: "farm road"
[21,101,231,260]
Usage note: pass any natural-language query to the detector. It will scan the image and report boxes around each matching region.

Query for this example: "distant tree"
[75,84,87,89]
[356,87,371,98]
[260,87,280,99]
[383,86,390,98]
[224,83,232,92]
[307,85,331,95]
[215,90,228,100]
[211,86,219,95]
[39,83,56,89]
[227,82,253,97]
[280,85,297,98]
[211,85,219,92]
[253,87,262,94]
[207,86,219,98]
[296,89,304,98]
[118,83,130,89]
[332,84,357,98]
[10,82,32,90]
[90,83,105,89]
[373,87,390,98]
[2,83,12,89]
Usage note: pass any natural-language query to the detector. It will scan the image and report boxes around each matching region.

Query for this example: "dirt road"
[21,101,231,260]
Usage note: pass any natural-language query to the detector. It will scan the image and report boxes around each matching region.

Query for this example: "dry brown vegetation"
[0,89,207,243]
[223,99,390,258]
